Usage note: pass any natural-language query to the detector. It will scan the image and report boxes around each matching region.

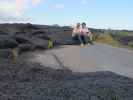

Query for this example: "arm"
[86,28,91,36]
[72,28,76,37]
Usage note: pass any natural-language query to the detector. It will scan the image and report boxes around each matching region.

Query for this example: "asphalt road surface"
[29,43,133,78]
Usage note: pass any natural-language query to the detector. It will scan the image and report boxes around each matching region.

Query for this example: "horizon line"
[0,22,133,31]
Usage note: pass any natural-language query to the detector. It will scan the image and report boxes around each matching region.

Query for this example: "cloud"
[32,0,42,6]
[0,0,22,16]
[54,4,64,9]
[81,0,88,5]
[0,0,42,17]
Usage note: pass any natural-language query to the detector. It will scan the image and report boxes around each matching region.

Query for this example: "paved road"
[29,43,133,78]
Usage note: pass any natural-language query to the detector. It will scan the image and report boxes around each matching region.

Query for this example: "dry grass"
[95,34,133,50]
[95,34,119,46]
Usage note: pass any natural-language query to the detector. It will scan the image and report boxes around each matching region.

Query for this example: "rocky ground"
[0,59,133,100]
[0,23,133,100]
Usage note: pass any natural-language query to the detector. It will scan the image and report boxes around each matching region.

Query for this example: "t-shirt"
[81,27,91,36]
[80,27,89,35]
[72,26,81,37]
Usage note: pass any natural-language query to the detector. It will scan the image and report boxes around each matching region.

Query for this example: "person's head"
[76,23,81,29]
[82,22,86,28]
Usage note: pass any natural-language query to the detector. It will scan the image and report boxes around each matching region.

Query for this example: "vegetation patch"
[95,33,119,46]
[128,42,133,47]
[95,31,133,50]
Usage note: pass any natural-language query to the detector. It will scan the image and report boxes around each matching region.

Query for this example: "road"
[29,43,133,78]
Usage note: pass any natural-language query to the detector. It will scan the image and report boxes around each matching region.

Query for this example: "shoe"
[87,43,90,46]
[80,44,84,47]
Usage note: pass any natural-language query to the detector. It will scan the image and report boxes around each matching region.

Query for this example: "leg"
[82,35,88,45]
[78,35,84,45]
[72,35,80,44]
[82,35,93,45]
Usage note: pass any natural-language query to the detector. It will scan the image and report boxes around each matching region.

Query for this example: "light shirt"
[72,26,81,37]
[81,27,91,36]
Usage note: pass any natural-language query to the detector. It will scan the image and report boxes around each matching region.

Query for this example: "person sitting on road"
[79,22,90,45]
[81,22,93,45]
[72,23,85,46]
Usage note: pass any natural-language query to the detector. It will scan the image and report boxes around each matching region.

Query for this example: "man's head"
[82,22,86,28]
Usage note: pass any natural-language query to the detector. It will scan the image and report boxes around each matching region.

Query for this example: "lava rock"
[30,37,49,49]
[18,44,34,53]
[0,49,13,59]
[0,61,133,100]
[0,35,18,48]
[14,35,31,44]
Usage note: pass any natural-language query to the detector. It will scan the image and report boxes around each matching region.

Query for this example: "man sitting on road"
[81,22,93,45]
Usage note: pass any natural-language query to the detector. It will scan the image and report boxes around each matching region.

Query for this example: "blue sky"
[0,0,133,30]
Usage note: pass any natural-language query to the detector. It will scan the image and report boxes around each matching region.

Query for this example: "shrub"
[110,31,129,41]
[128,42,133,47]
[117,31,129,37]
[48,40,54,49]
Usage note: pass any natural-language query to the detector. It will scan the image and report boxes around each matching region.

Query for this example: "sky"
[0,0,133,30]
